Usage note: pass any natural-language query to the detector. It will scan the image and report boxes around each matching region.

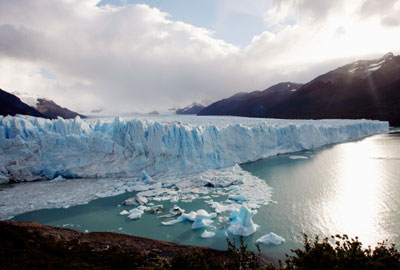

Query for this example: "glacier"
[0,115,389,183]
[0,115,389,221]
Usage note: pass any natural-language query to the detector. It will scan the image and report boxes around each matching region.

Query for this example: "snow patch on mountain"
[348,52,393,74]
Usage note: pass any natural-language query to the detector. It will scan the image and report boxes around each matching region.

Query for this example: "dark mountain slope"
[267,53,400,125]
[198,82,303,117]
[0,88,49,118]
[35,98,86,119]
[199,53,400,126]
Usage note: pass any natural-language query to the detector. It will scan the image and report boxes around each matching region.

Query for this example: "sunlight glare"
[323,137,390,245]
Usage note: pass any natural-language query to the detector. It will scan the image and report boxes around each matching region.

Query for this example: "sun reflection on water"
[322,137,391,245]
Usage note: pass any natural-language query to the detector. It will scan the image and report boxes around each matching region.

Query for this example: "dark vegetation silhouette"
[1,221,399,269]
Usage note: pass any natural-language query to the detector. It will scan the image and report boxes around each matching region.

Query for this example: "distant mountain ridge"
[199,53,400,126]
[1,89,86,119]
[198,82,303,117]
[176,102,206,114]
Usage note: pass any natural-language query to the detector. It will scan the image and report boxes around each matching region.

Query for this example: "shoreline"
[0,220,276,267]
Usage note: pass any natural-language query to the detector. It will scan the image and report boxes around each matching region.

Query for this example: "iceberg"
[288,155,308,160]
[228,205,258,236]
[119,210,129,215]
[127,205,150,220]
[192,210,217,229]
[201,230,216,238]
[206,200,241,213]
[123,195,148,206]
[0,115,388,183]
[256,232,285,246]
[161,209,216,229]
[158,205,184,218]
[142,171,156,184]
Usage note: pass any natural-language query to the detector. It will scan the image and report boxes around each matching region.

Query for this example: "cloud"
[0,0,399,114]
[359,0,398,17]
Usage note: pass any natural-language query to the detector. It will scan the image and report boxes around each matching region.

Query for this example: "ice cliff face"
[0,115,389,183]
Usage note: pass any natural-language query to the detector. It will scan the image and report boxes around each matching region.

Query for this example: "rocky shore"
[0,221,273,269]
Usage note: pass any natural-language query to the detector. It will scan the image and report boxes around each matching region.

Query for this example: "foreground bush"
[1,220,399,269]
[168,235,400,270]
[284,234,400,270]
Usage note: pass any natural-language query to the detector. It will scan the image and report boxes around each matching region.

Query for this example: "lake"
[13,129,400,260]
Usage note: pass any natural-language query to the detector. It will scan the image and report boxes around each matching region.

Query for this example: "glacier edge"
[0,115,389,183]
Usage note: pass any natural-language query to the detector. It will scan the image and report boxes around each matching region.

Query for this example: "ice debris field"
[0,115,389,239]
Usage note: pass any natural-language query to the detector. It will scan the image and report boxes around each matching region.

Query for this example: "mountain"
[176,102,206,114]
[198,82,303,117]
[0,88,49,118]
[12,91,86,119]
[35,98,86,119]
[199,53,400,126]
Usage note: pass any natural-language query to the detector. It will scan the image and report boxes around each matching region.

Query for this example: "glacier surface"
[0,115,389,221]
[0,115,389,183]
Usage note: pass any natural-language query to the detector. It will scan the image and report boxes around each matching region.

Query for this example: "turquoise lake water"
[14,130,400,261]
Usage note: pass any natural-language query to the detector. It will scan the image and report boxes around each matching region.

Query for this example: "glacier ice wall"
[0,115,389,183]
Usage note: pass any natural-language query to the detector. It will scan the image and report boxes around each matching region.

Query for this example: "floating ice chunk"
[192,210,216,229]
[135,184,165,197]
[145,204,164,214]
[206,200,240,213]
[228,205,258,236]
[123,195,148,206]
[95,189,125,198]
[161,217,185,226]
[192,218,213,229]
[50,175,66,182]
[136,196,148,205]
[201,230,216,238]
[142,171,156,184]
[288,155,308,160]
[218,216,229,223]
[181,211,197,221]
[192,210,217,229]
[256,232,285,246]
[120,210,129,215]
[158,205,184,218]
[196,209,217,218]
[127,205,150,220]
[228,194,247,202]
[128,210,143,220]
[126,183,150,192]
[161,210,196,225]
[161,209,216,228]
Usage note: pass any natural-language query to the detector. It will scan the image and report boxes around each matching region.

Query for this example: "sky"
[0,0,399,114]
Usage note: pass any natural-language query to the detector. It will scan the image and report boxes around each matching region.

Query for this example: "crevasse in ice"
[0,115,389,183]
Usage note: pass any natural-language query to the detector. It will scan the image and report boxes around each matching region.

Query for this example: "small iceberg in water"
[256,232,285,246]
[288,155,308,160]
[201,230,216,238]
[228,205,258,236]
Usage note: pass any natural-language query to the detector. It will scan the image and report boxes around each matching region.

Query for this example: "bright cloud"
[0,0,399,114]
